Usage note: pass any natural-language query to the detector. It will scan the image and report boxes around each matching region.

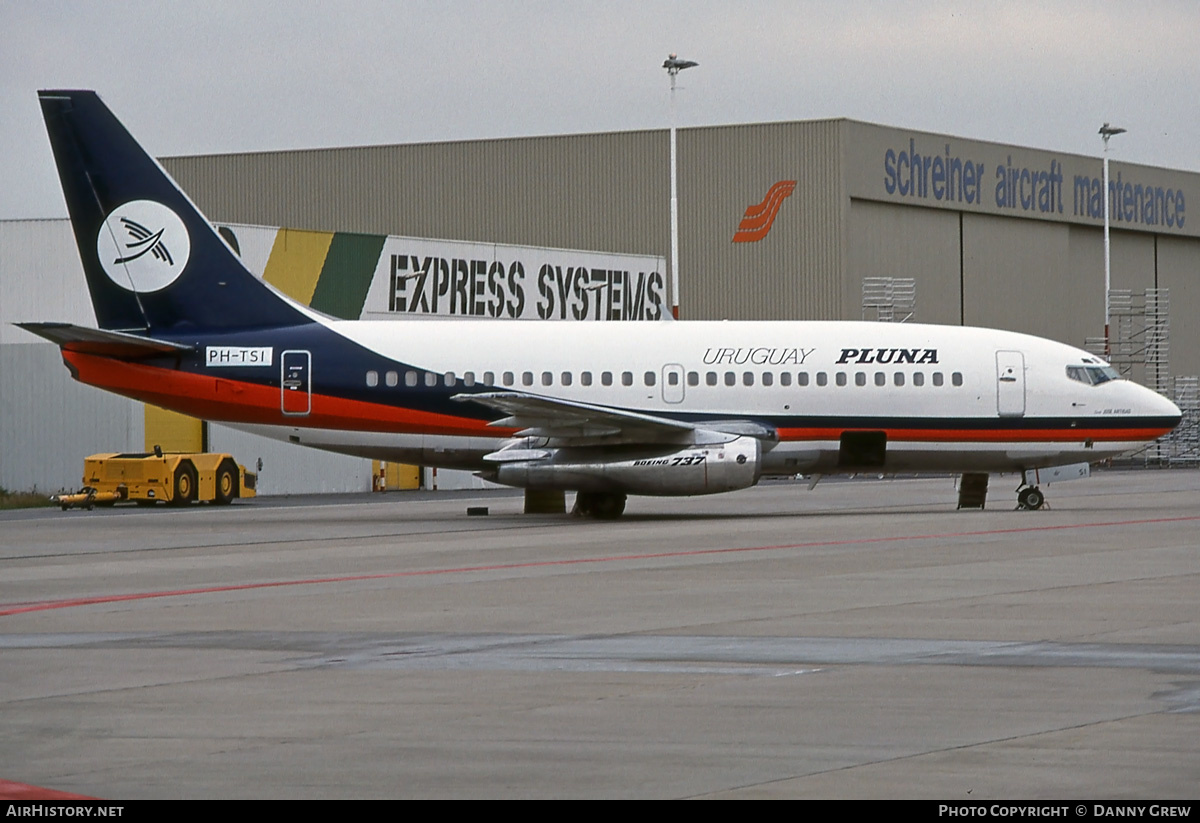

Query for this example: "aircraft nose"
[1145,385,1183,429]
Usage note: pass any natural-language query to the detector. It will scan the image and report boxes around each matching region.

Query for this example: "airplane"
[19,90,1182,518]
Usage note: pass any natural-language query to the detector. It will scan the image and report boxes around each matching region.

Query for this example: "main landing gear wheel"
[572,491,627,520]
[1017,486,1045,511]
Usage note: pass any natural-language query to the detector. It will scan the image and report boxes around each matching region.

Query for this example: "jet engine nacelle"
[486,435,762,496]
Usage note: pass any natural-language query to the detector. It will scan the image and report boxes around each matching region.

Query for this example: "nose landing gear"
[1017,485,1046,510]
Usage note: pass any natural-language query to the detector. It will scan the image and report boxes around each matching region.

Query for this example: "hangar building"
[4,117,1198,495]
[161,117,1200,378]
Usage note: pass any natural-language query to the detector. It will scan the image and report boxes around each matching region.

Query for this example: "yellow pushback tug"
[53,450,257,510]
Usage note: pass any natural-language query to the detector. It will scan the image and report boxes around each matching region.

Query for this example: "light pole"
[663,53,697,320]
[1099,122,1126,354]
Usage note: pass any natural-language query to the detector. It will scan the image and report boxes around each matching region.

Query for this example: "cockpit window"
[1066,365,1121,385]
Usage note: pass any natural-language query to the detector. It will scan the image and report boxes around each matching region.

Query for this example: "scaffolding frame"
[862,277,916,323]
[1164,376,1200,466]
[1084,288,1198,466]
[1085,289,1170,395]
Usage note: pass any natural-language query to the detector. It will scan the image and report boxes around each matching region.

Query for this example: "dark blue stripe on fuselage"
[147,323,1180,435]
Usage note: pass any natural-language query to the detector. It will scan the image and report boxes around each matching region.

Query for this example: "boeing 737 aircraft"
[20,90,1182,517]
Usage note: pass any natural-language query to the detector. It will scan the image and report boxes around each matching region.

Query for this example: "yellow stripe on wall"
[144,404,204,454]
[262,228,335,304]
[371,460,421,491]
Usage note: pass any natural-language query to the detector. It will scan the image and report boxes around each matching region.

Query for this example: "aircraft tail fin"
[38,90,307,334]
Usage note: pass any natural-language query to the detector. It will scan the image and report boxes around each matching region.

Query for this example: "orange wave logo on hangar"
[732,180,796,243]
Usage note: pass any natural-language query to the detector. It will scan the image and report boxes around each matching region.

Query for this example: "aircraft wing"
[17,322,193,358]
[453,390,778,446]
[452,390,698,442]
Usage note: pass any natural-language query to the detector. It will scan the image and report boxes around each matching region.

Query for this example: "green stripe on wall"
[309,232,388,319]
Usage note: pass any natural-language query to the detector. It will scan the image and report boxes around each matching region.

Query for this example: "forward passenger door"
[996,350,1025,418]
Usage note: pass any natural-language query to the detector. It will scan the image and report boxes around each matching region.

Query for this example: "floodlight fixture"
[664,54,698,319]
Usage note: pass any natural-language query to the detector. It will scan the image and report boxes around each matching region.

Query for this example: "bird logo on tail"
[114,217,174,266]
[96,200,191,293]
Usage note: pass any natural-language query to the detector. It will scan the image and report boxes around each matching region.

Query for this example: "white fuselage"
[230,318,1180,476]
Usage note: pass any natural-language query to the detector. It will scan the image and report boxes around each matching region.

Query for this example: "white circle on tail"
[96,200,191,293]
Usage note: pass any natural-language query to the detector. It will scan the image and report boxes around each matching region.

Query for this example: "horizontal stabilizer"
[16,322,193,358]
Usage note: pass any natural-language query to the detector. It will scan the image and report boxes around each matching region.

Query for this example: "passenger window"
[581,371,593,386]
[667,372,680,386]
[855,372,866,387]
[799,372,810,386]
[602,371,613,386]
[385,370,398,387]
[502,371,514,386]
[542,371,553,386]
[894,372,905,387]
[622,371,633,386]
[687,371,699,387]
[780,372,792,386]
[743,372,754,386]
[952,372,963,387]
[366,370,379,387]
[932,372,944,387]
[724,372,736,387]
[425,372,438,387]
[816,372,827,387]
[444,372,455,386]
[644,371,656,386]
[836,372,847,387]
[912,372,924,387]
[463,372,476,387]
[561,371,572,386]
[706,372,718,386]
[875,372,886,387]
[405,370,419,387]
[482,371,494,386]
[522,372,534,387]
[762,372,773,387]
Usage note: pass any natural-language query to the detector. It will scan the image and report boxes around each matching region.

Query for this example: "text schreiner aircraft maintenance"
[20,91,1182,518]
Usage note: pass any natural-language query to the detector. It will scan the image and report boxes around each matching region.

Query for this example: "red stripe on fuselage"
[63,352,1172,444]
[775,426,1173,443]
[63,351,503,436]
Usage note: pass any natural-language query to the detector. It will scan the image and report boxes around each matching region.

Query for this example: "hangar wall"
[681,120,846,320]
[0,219,373,495]
[163,119,1200,380]
[0,342,143,494]
[0,221,141,493]
[842,120,1200,378]
[1159,236,1200,381]
[847,201,963,325]
[161,131,670,257]
[7,116,1199,493]
[163,120,854,322]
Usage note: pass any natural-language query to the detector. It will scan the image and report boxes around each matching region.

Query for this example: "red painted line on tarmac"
[4,514,1199,618]
[0,780,97,800]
